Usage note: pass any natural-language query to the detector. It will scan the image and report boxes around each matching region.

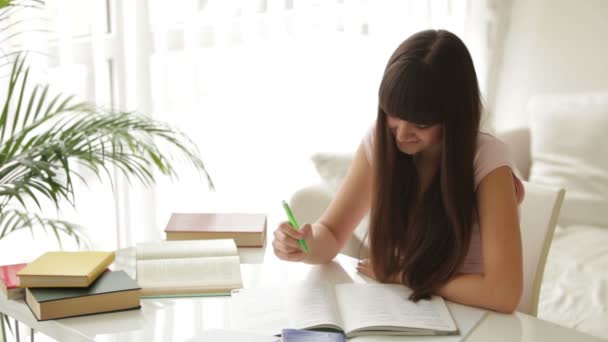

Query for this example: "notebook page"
[335,283,456,335]
[392,302,487,342]
[185,329,279,342]
[137,255,241,288]
[286,283,343,330]
[136,239,237,260]
[230,288,289,335]
[230,284,343,335]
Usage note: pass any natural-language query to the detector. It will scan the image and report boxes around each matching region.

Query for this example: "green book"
[25,270,141,321]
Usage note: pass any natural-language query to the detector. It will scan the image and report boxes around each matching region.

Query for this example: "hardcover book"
[18,251,115,288]
[0,263,27,300]
[136,239,242,297]
[164,213,267,247]
[25,270,140,321]
[282,329,346,342]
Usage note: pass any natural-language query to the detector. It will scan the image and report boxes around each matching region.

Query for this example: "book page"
[230,288,289,335]
[136,239,237,260]
[230,283,343,335]
[185,329,279,342]
[137,255,241,289]
[335,283,457,335]
[286,283,343,330]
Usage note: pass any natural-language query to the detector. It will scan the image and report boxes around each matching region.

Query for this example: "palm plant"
[0,54,213,244]
[0,1,215,337]
[0,2,213,244]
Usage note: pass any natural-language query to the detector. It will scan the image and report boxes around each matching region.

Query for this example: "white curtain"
[1,0,512,254]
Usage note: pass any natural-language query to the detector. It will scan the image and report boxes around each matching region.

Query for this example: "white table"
[0,246,604,342]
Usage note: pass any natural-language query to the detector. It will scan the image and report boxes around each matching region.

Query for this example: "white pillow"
[310,152,370,257]
[528,91,608,227]
[310,152,354,194]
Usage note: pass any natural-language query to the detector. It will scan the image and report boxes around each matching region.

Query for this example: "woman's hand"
[356,258,378,280]
[272,221,312,262]
[356,258,404,284]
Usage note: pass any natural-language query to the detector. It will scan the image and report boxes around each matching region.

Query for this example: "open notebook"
[136,239,242,297]
[230,282,458,338]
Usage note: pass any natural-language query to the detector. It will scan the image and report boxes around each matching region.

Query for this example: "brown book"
[164,213,267,247]
[25,270,140,321]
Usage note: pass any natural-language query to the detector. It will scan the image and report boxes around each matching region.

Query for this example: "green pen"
[281,200,309,253]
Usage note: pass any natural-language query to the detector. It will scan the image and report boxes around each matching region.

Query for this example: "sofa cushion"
[310,152,353,194]
[310,152,369,257]
[528,91,608,227]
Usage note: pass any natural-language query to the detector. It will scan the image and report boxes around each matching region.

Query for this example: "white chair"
[496,128,566,315]
[517,181,564,315]
[289,128,565,316]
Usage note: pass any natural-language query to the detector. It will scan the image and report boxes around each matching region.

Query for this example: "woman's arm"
[303,143,373,264]
[436,166,523,313]
[272,143,372,264]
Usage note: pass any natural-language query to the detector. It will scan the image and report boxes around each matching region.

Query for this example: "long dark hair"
[369,29,481,301]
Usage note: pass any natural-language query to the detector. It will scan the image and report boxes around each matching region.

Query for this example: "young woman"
[272,29,525,313]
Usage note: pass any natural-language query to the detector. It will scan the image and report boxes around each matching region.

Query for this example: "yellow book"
[18,252,115,288]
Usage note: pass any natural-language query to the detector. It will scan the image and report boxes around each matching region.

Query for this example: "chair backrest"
[517,181,565,316]
[497,128,532,181]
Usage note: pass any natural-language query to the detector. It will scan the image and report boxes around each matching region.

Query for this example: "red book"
[164,213,267,247]
[0,263,27,300]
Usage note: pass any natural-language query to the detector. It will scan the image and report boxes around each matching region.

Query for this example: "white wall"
[491,0,608,130]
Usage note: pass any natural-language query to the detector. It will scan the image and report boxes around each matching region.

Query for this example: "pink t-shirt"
[362,126,525,274]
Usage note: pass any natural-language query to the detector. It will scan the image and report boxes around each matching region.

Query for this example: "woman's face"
[387,115,443,155]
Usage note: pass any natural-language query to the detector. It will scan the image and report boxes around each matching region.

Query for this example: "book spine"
[16,275,34,288]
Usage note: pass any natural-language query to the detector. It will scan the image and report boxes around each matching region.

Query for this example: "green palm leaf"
[0,53,214,242]
[1,312,12,340]
[0,208,85,246]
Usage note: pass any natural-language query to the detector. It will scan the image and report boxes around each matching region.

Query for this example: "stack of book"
[146,212,266,297]
[12,251,140,321]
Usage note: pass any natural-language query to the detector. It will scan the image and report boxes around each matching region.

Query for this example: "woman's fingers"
[272,221,310,261]
[356,258,376,279]
[272,237,300,254]
[273,227,304,250]
[275,249,306,262]
[278,221,305,239]
[272,239,305,261]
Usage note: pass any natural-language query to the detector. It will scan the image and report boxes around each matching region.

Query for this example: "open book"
[230,283,458,338]
[136,239,242,297]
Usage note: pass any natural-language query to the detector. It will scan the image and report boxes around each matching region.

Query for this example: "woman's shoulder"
[475,132,509,157]
[476,131,504,145]
[473,132,513,188]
